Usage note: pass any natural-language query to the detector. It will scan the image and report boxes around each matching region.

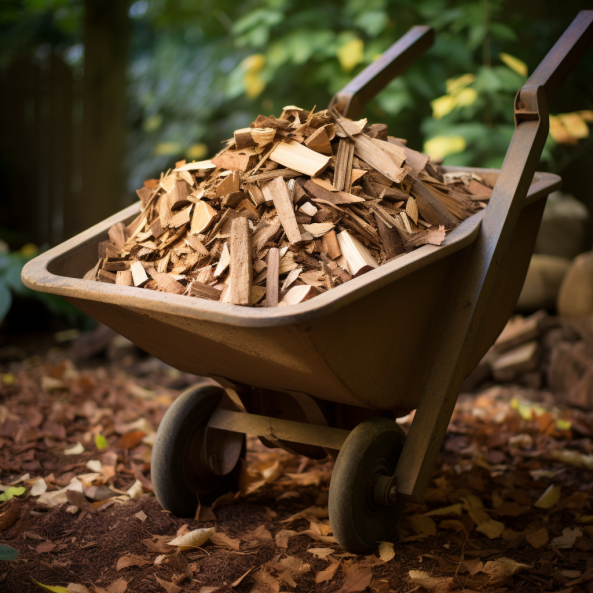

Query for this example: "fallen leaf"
[210,531,241,551]
[126,479,143,500]
[378,541,395,562]
[36,541,57,554]
[274,529,296,548]
[407,514,437,537]
[476,518,505,539]
[439,519,467,534]
[134,510,147,522]
[31,579,69,593]
[29,477,48,497]
[482,557,530,578]
[116,553,151,571]
[250,570,279,593]
[308,547,335,559]
[118,430,146,449]
[552,527,583,549]
[64,442,85,455]
[534,484,561,509]
[142,535,172,554]
[197,588,225,593]
[526,527,548,549]
[423,503,463,517]
[86,460,102,473]
[315,562,339,584]
[0,486,25,502]
[336,564,373,593]
[168,527,215,550]
[299,529,337,543]
[407,570,455,592]
[66,490,96,514]
[0,500,21,531]
[0,544,19,560]
[155,577,182,593]
[66,586,90,593]
[370,579,391,593]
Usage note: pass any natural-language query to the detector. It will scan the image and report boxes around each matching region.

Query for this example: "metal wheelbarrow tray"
[22,12,593,554]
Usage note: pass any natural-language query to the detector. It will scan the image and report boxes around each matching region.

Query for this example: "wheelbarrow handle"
[515,10,593,126]
[392,11,593,505]
[329,25,434,119]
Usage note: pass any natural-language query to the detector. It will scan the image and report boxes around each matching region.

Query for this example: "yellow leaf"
[153,142,183,156]
[378,541,395,562]
[499,52,528,77]
[20,243,39,257]
[241,54,266,73]
[559,112,590,139]
[455,87,478,107]
[337,38,364,72]
[534,484,561,509]
[0,486,26,502]
[482,557,530,577]
[94,434,108,450]
[407,514,437,537]
[578,110,593,122]
[243,71,266,98]
[423,503,463,517]
[431,95,457,120]
[31,579,70,593]
[1,373,15,385]
[446,73,476,94]
[476,519,505,539]
[187,143,208,160]
[423,135,466,160]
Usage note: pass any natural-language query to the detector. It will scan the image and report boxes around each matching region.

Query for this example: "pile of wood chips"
[86,106,494,307]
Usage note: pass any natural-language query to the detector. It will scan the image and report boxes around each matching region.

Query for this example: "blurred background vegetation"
[0,0,592,329]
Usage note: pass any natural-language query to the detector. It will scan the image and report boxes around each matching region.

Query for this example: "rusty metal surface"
[330,25,434,119]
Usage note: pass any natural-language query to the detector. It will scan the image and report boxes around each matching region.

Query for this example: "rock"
[516,255,571,311]
[557,251,593,317]
[535,191,592,260]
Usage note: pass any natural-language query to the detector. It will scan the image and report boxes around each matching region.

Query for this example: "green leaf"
[354,11,389,36]
[95,434,109,451]
[0,486,25,502]
[0,544,19,561]
[0,279,12,322]
[490,22,518,42]
[31,578,70,593]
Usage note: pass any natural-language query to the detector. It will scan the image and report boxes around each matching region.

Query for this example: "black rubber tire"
[328,417,406,554]
[152,382,244,517]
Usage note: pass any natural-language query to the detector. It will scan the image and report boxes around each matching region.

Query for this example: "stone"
[516,255,571,311]
[557,251,593,317]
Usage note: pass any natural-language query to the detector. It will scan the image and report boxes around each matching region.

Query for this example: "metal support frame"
[208,409,351,451]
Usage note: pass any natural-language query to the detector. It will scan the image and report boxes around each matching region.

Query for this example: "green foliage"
[0,544,19,561]
[0,241,93,326]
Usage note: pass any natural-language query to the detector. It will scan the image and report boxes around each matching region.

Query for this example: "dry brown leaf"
[210,531,241,551]
[481,557,530,578]
[534,484,561,509]
[0,500,21,531]
[155,576,182,593]
[336,564,373,593]
[142,535,171,554]
[552,527,583,549]
[308,547,335,559]
[36,541,57,554]
[407,570,456,592]
[106,578,128,593]
[439,519,468,534]
[274,529,296,549]
[168,526,215,550]
[250,570,279,593]
[315,562,340,584]
[299,529,338,543]
[526,527,548,549]
[116,553,151,571]
[407,514,437,537]
[378,541,395,562]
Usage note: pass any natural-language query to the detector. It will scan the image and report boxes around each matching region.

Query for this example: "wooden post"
[79,0,130,235]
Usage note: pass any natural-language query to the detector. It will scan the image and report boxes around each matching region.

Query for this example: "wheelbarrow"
[22,11,593,554]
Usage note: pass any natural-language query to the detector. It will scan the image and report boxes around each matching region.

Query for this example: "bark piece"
[266,247,280,307]
[262,177,301,244]
[337,230,379,277]
[333,140,355,192]
[270,140,331,177]
[212,149,257,172]
[353,134,406,183]
[190,281,222,301]
[321,230,342,260]
[216,170,241,197]
[304,179,365,205]
[191,201,218,234]
[115,270,134,286]
[374,213,403,259]
[304,125,334,155]
[410,175,459,230]
[130,262,149,287]
[229,217,252,306]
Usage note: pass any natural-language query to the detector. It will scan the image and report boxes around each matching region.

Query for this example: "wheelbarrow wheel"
[329,417,406,554]
[152,381,244,517]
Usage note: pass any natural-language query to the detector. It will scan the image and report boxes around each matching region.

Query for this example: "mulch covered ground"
[1,321,593,593]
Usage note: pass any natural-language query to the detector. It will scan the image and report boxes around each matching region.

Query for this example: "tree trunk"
[78,0,130,236]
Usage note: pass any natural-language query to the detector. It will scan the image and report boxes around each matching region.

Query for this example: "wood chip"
[229,217,252,306]
[270,140,331,177]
